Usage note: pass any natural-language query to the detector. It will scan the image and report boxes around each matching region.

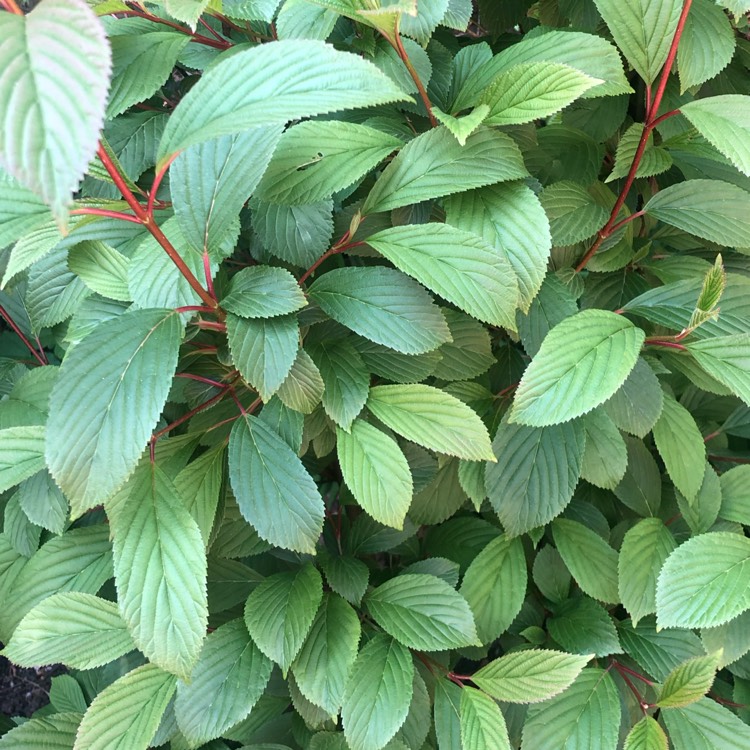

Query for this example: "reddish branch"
[117,6,231,49]
[575,1,693,272]
[0,304,47,366]
[391,33,438,127]
[0,0,23,14]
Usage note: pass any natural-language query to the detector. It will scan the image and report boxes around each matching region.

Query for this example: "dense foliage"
[2,0,750,747]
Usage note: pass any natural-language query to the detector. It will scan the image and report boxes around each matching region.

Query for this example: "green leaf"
[652,393,706,502]
[276,348,325,414]
[244,563,323,673]
[619,519,677,626]
[678,0,735,92]
[509,310,645,427]
[157,40,410,162]
[473,649,592,703]
[538,181,609,246]
[0,0,111,219]
[678,463,722,535]
[172,127,283,254]
[365,223,518,329]
[292,593,361,716]
[228,414,324,554]
[336,420,412,529]
[460,534,527,644]
[548,596,622,657]
[46,308,183,514]
[365,573,479,650]
[0,169,53,250]
[432,104,489,146]
[480,62,601,126]
[175,619,272,745]
[657,651,721,708]
[16,469,68,535]
[2,592,133,670]
[165,0,210,29]
[702,610,750,668]
[603,357,664,437]
[341,634,414,750]
[662,696,750,749]
[0,712,82,750]
[256,120,401,204]
[366,384,494,461]
[433,310,495,382]
[108,462,207,680]
[320,552,369,606]
[67,241,131,302]
[522,668,620,750]
[107,32,188,118]
[580,409,628,490]
[606,123,673,182]
[73,664,176,750]
[434,677,462,750]
[644,179,750,246]
[552,518,619,603]
[623,716,668,750]
[0,426,46,495]
[362,127,527,214]
[308,267,451,355]
[222,266,307,319]
[656,532,750,629]
[277,0,339,39]
[227,313,299,401]
[444,182,551,312]
[719,465,750,524]
[486,419,586,537]
[687,334,750,406]
[593,0,681,85]
[460,687,511,750]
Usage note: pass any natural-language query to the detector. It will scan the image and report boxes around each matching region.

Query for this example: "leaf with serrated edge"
[222,266,307,319]
[0,0,111,219]
[656,532,750,629]
[337,420,412,529]
[657,651,721,708]
[0,426,46,495]
[175,619,272,745]
[46,308,183,514]
[509,310,644,427]
[460,686,511,750]
[229,414,324,553]
[158,40,410,162]
[687,334,750,406]
[2,592,133,670]
[624,716,668,750]
[73,664,176,750]
[367,384,494,461]
[107,461,207,680]
[473,649,592,703]
[244,563,322,673]
[366,573,479,650]
[0,712,82,750]
[341,634,414,750]
[663,697,750,750]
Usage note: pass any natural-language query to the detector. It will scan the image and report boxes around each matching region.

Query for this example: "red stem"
[298,240,364,286]
[194,320,227,331]
[391,33,438,127]
[202,251,216,299]
[69,207,141,224]
[0,305,47,366]
[174,372,227,388]
[644,338,687,351]
[147,153,178,218]
[0,0,23,13]
[118,8,231,49]
[575,1,692,273]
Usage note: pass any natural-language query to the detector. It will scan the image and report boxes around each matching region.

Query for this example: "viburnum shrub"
[2,0,750,747]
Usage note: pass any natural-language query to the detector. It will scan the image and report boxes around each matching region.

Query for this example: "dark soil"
[0,648,64,718]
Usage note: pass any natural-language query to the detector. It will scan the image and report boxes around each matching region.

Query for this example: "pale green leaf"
[593,0,681,85]
[460,534,527,644]
[256,120,401,205]
[702,611,750,668]
[623,716,668,750]
[362,127,527,214]
[365,573,479,650]
[158,40,410,162]
[652,393,706,502]
[227,313,299,401]
[548,596,622,657]
[539,181,609,246]
[662,696,750,749]
[222,266,307,319]
[644,179,750,246]
[444,182,551,312]
[0,426,46,495]
[292,593,361,716]
[366,223,518,329]
[552,518,619,603]
[460,687,511,750]
[2,592,133,670]
[486,419,585,537]
[366,384,494,461]
[228,414,324,554]
[473,649,592,704]
[603,357,664,437]
[175,619,272,745]
[580,409,628,490]
[165,0,210,28]
[73,663,176,750]
[319,552,369,606]
[309,268,451,355]
[276,348,325,414]
[46,308,183,514]
[687,334,750,406]
[510,310,644,427]
[337,420,412,529]
[432,104,489,146]
[67,241,131,302]
[0,169,52,250]
[0,712,81,750]
[607,123,673,182]
[221,0,281,21]
[656,532,750,629]
[481,62,601,126]
[658,651,721,708]
[277,0,339,40]
[678,463,722,535]
[0,0,111,218]
[433,310,494,382]
[108,462,207,680]
[719,465,750,524]
[341,634,414,750]
[16,469,68,535]
[619,518,677,626]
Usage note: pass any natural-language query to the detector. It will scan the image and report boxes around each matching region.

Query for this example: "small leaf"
[603,357,664,437]
[460,686,511,750]
[580,409,628,490]
[366,384,494,461]
[276,348,325,414]
[539,181,609,246]
[623,716,668,750]
[657,651,721,708]
[222,266,307,319]
[548,596,622,657]
[244,563,323,673]
[509,310,645,427]
[0,426,46,495]
[686,334,750,406]
[365,573,479,650]
[472,649,592,703]
[662,698,750,750]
